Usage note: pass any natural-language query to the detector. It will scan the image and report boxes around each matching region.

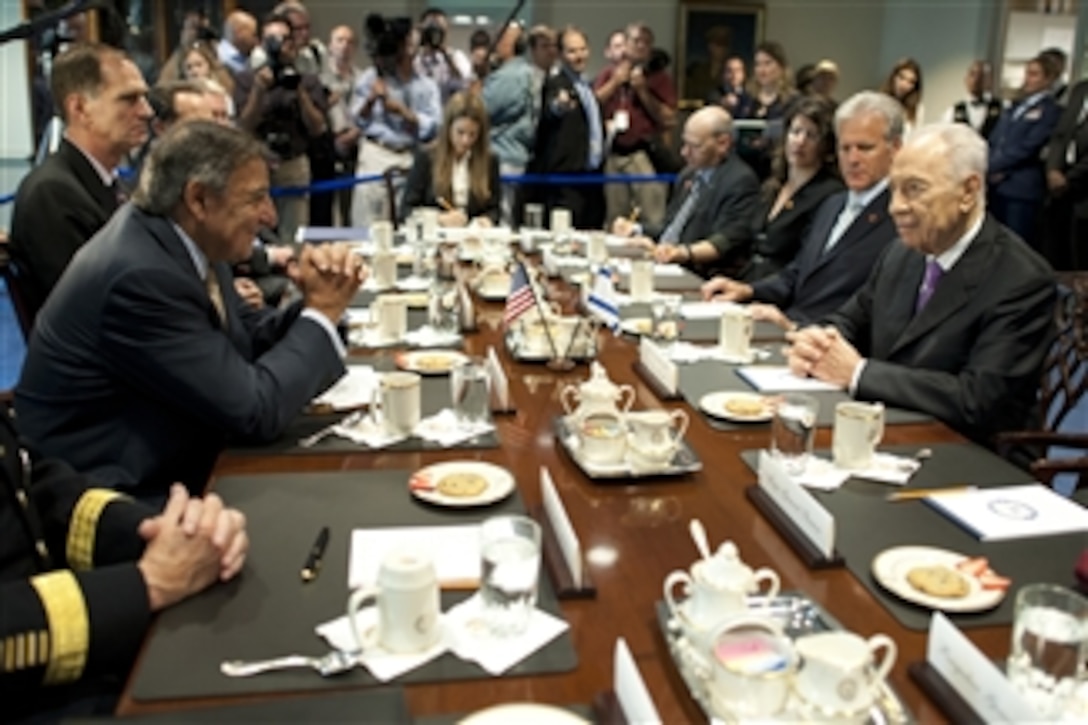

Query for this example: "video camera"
[263,32,301,90]
[364,13,412,72]
[419,20,445,51]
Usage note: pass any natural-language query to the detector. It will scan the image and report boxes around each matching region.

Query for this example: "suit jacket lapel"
[58,139,119,214]
[814,189,891,274]
[888,218,993,356]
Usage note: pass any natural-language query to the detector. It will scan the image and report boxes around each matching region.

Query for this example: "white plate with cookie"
[871,545,1006,613]
[619,317,653,336]
[408,461,516,508]
[698,391,774,423]
[396,350,470,375]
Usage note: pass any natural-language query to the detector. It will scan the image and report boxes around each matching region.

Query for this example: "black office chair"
[382,165,411,229]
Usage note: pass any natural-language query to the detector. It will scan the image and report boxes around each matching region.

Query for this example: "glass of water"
[450,358,491,427]
[650,294,682,344]
[428,279,461,335]
[1008,583,1088,717]
[479,515,542,637]
[770,393,818,475]
[523,203,544,231]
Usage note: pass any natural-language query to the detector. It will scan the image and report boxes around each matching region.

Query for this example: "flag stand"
[518,258,572,372]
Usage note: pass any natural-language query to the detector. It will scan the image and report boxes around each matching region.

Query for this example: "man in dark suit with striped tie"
[701,91,902,329]
[787,123,1055,445]
[9,44,154,322]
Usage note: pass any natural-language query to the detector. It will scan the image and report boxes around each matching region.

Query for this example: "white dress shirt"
[452,153,471,210]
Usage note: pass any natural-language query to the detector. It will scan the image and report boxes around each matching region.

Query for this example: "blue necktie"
[572,75,603,169]
[660,176,704,243]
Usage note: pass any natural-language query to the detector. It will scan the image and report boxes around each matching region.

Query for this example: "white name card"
[485,345,509,410]
[926,612,1036,723]
[639,337,678,397]
[614,637,662,724]
[459,281,475,331]
[540,467,583,587]
[757,451,835,559]
[541,246,559,277]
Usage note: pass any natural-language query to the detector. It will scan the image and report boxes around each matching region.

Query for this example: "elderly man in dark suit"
[612,105,759,277]
[530,25,606,229]
[788,123,1055,445]
[701,91,903,329]
[16,122,365,500]
[10,43,154,321]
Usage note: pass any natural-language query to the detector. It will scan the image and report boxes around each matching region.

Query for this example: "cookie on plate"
[906,565,970,599]
[725,397,766,417]
[436,472,488,498]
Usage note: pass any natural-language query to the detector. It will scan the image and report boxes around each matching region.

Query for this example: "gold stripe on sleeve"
[67,490,125,571]
[2,637,12,672]
[29,571,89,685]
[14,633,25,670]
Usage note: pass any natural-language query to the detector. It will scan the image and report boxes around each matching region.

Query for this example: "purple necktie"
[915,259,944,313]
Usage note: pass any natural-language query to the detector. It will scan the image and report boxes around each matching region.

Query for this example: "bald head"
[682,106,733,170]
[224,11,258,56]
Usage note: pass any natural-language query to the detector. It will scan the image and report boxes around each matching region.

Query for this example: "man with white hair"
[787,123,1055,445]
[702,91,901,328]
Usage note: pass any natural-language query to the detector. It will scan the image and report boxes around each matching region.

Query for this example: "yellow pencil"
[885,486,976,502]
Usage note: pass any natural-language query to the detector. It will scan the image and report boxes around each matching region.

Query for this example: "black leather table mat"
[739,445,1088,630]
[677,360,931,431]
[227,357,498,455]
[618,304,784,343]
[130,470,577,702]
[72,689,410,722]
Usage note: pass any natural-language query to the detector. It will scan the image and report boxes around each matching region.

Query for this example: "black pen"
[300,526,330,583]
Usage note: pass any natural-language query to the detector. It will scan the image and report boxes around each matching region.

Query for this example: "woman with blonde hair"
[159,41,235,97]
[401,92,501,226]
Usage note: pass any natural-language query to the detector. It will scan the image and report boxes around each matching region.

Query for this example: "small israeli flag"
[587,265,621,331]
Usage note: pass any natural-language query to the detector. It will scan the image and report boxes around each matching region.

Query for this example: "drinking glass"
[1008,583,1088,718]
[479,515,542,637]
[450,358,491,426]
[523,203,544,231]
[770,393,818,475]
[650,294,683,343]
[428,280,461,336]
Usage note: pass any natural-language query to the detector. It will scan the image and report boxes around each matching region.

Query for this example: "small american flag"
[503,262,537,325]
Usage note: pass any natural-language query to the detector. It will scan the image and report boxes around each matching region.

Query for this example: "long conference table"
[116,264,1032,723]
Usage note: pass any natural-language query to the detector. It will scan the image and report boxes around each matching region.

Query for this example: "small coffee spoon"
[689,519,712,562]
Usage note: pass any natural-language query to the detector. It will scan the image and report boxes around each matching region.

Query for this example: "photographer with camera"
[593,22,678,232]
[414,7,473,104]
[350,14,442,227]
[233,12,328,245]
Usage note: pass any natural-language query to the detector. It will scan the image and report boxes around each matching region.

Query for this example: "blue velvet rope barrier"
[0,171,678,204]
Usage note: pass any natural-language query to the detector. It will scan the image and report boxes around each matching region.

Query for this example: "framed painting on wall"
[676,1,764,102]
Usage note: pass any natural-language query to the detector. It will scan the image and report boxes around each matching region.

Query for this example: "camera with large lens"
[420,21,445,50]
[640,48,671,76]
[364,13,413,71]
[263,32,301,90]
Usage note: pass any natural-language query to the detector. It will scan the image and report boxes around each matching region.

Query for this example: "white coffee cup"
[372,371,421,436]
[627,409,687,467]
[630,259,655,302]
[718,305,753,360]
[587,232,608,265]
[705,618,797,719]
[372,251,397,289]
[578,412,627,465]
[420,208,440,240]
[550,208,572,234]
[374,297,408,341]
[832,401,885,470]
[371,220,394,253]
[794,631,897,715]
[613,109,630,133]
[347,546,440,654]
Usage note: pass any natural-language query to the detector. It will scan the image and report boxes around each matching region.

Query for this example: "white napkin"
[414,409,494,447]
[664,341,769,364]
[332,416,407,448]
[444,594,569,675]
[315,609,450,683]
[404,326,461,348]
[312,366,376,410]
[795,453,922,491]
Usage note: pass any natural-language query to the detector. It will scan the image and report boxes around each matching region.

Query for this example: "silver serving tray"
[554,416,702,481]
[655,594,913,724]
[504,332,596,364]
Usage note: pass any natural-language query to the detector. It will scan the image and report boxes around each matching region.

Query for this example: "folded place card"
[459,283,475,330]
[737,365,841,393]
[349,525,481,590]
[926,612,1036,722]
[614,637,661,724]
[757,451,836,560]
[925,484,1088,541]
[679,300,743,320]
[638,337,678,397]
[540,467,583,588]
[486,346,510,411]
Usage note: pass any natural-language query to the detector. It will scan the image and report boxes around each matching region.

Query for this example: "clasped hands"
[137,484,248,612]
[784,325,863,389]
[297,243,367,323]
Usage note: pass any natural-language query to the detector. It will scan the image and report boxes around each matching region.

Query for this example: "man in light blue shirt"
[217,11,258,76]
[482,23,535,224]
[350,17,442,226]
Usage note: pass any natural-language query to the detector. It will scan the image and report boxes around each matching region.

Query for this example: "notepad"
[736,365,841,392]
[349,525,481,589]
[925,484,1088,541]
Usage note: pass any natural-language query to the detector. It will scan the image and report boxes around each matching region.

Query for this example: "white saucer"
[871,545,1006,613]
[459,703,588,725]
[698,391,774,423]
[409,461,515,507]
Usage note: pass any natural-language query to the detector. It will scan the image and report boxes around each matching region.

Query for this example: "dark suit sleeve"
[1046,85,1084,172]
[400,149,433,224]
[821,246,885,352]
[851,265,1055,441]
[97,267,345,443]
[990,104,1061,175]
[704,171,759,260]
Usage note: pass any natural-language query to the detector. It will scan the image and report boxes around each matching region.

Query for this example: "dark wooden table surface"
[116,289,1007,723]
